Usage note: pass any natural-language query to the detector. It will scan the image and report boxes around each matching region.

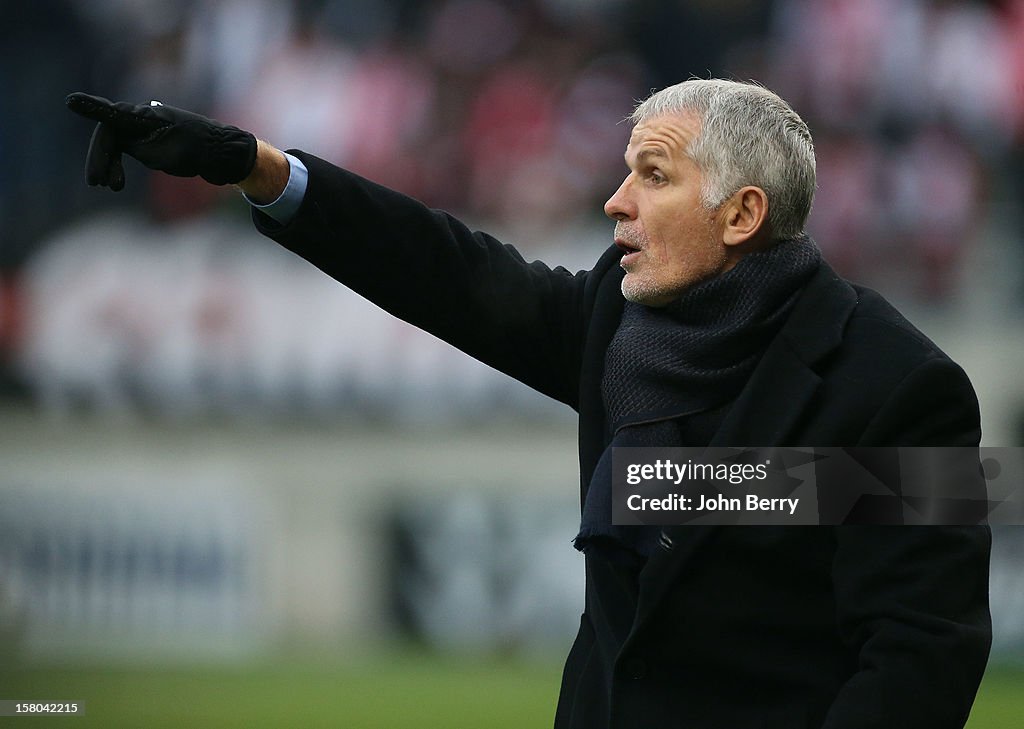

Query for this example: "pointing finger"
[66,92,118,123]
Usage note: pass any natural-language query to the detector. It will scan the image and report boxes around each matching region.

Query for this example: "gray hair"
[631,79,815,240]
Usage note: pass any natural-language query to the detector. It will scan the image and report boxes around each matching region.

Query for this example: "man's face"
[604,113,733,307]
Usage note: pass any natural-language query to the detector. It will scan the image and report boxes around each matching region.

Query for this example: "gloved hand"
[66,92,257,191]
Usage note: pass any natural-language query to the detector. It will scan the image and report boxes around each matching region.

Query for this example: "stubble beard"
[621,266,671,307]
[615,223,666,306]
[618,231,728,308]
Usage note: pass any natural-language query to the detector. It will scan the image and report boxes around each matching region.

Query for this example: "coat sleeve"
[822,357,992,729]
[251,151,591,409]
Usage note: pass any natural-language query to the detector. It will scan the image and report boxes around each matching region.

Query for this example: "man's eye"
[647,170,666,184]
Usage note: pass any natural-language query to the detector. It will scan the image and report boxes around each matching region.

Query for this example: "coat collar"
[778,260,858,366]
[709,260,858,447]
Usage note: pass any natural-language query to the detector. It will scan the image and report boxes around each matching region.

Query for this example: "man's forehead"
[626,112,700,157]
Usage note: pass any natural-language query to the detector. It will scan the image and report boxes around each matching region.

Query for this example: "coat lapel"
[624,262,859,638]
[711,259,858,447]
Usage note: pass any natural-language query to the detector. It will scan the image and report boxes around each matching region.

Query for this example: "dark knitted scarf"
[574,235,822,565]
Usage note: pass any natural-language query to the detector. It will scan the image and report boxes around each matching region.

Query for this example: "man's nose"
[604,177,636,221]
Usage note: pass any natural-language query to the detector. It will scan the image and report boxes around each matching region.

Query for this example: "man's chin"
[620,275,672,308]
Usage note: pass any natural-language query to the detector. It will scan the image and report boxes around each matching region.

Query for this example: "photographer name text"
[623,458,798,515]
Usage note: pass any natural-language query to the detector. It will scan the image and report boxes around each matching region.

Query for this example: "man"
[68,79,990,729]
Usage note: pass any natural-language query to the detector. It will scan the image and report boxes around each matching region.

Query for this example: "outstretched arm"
[67,93,594,407]
[251,151,590,407]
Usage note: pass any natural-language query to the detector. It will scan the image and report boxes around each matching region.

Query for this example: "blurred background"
[1,0,1023,726]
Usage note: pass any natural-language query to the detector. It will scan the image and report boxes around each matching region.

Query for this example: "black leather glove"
[66,92,257,191]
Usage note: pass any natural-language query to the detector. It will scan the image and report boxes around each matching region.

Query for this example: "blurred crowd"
[2,0,1023,415]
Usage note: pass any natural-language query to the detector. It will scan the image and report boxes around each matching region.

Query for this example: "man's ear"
[722,186,769,247]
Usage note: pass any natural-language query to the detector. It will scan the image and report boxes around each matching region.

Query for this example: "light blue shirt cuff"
[244,152,308,225]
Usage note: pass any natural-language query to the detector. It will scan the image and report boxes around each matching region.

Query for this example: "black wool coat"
[255,152,991,729]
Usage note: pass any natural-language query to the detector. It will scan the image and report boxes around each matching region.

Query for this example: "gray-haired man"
[69,79,990,729]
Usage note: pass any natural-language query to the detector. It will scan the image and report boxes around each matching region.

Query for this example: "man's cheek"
[640,231,666,264]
